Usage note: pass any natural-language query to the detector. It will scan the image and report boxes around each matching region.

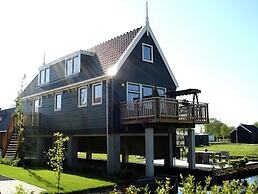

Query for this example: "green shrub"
[0,158,20,166]
[228,157,249,169]
[110,175,258,194]
[0,158,13,165]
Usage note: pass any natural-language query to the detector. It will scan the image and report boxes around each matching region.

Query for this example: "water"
[178,175,258,193]
[244,175,258,184]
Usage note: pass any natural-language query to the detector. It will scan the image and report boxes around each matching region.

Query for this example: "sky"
[0,0,257,127]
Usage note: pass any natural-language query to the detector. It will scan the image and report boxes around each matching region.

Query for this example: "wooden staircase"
[2,116,20,159]
[4,133,19,159]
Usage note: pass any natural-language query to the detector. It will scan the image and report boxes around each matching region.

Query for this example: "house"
[230,124,258,144]
[2,15,209,177]
[0,108,16,158]
[184,134,209,147]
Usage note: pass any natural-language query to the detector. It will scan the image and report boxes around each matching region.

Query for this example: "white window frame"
[54,93,62,111]
[78,86,88,108]
[127,82,141,102]
[92,82,102,105]
[127,82,167,101]
[38,68,50,85]
[65,55,81,77]
[157,87,167,97]
[142,84,154,98]
[33,97,42,113]
[142,43,153,63]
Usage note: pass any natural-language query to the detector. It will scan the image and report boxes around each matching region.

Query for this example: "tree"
[204,118,231,141]
[254,122,258,128]
[14,75,26,162]
[220,124,231,141]
[47,132,69,193]
[204,118,223,140]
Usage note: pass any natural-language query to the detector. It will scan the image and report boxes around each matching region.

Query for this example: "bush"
[110,175,258,194]
[229,157,248,169]
[0,158,20,166]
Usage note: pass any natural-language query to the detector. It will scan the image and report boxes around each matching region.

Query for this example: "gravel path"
[0,175,45,194]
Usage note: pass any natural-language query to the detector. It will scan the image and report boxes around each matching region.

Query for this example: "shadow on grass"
[25,168,63,191]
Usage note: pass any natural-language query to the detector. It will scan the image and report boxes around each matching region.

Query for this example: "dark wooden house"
[2,20,209,177]
[230,124,258,144]
[0,108,16,158]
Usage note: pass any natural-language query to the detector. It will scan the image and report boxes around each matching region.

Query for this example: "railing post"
[155,98,160,121]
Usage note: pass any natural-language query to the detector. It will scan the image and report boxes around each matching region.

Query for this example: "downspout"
[106,79,109,165]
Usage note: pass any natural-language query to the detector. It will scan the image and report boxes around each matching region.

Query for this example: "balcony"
[120,97,209,125]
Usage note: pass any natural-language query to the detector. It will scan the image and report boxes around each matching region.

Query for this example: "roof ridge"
[87,27,142,51]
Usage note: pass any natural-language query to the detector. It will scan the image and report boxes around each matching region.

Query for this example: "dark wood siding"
[24,81,107,135]
[112,32,177,130]
[230,128,252,143]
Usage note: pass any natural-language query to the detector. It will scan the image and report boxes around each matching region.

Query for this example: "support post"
[145,127,154,177]
[86,151,92,160]
[107,133,121,174]
[122,139,129,163]
[168,128,175,167]
[188,128,196,169]
[67,136,78,167]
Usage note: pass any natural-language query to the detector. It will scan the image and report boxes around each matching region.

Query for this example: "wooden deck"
[120,97,209,125]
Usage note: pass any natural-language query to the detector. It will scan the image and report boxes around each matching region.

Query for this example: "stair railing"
[2,116,15,157]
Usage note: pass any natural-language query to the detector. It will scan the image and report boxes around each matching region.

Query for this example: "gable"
[114,29,177,90]
[110,25,178,88]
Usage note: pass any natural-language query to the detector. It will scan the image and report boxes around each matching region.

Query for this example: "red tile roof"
[87,27,142,73]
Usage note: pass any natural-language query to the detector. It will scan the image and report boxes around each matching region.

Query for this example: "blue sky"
[0,0,257,127]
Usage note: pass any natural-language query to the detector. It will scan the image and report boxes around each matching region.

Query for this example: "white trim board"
[108,24,179,88]
[241,125,253,133]
[39,50,94,71]
[22,75,110,100]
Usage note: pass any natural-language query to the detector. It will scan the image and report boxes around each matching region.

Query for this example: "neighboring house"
[184,134,209,147]
[230,124,258,144]
[3,19,209,177]
[0,108,16,157]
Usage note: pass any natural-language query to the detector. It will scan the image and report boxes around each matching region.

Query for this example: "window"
[142,43,153,63]
[78,86,87,107]
[65,56,80,76]
[92,82,102,105]
[39,68,50,85]
[0,116,3,122]
[34,97,42,113]
[54,93,62,111]
[142,85,153,98]
[127,83,140,102]
[157,87,166,97]
[127,82,166,101]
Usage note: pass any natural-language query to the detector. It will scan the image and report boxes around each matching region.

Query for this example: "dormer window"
[38,68,50,85]
[65,56,80,77]
[142,43,153,63]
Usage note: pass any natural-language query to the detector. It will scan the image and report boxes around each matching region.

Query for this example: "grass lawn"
[196,143,258,158]
[0,164,114,193]
[78,152,145,163]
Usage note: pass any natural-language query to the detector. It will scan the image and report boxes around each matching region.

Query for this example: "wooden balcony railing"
[120,97,209,125]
